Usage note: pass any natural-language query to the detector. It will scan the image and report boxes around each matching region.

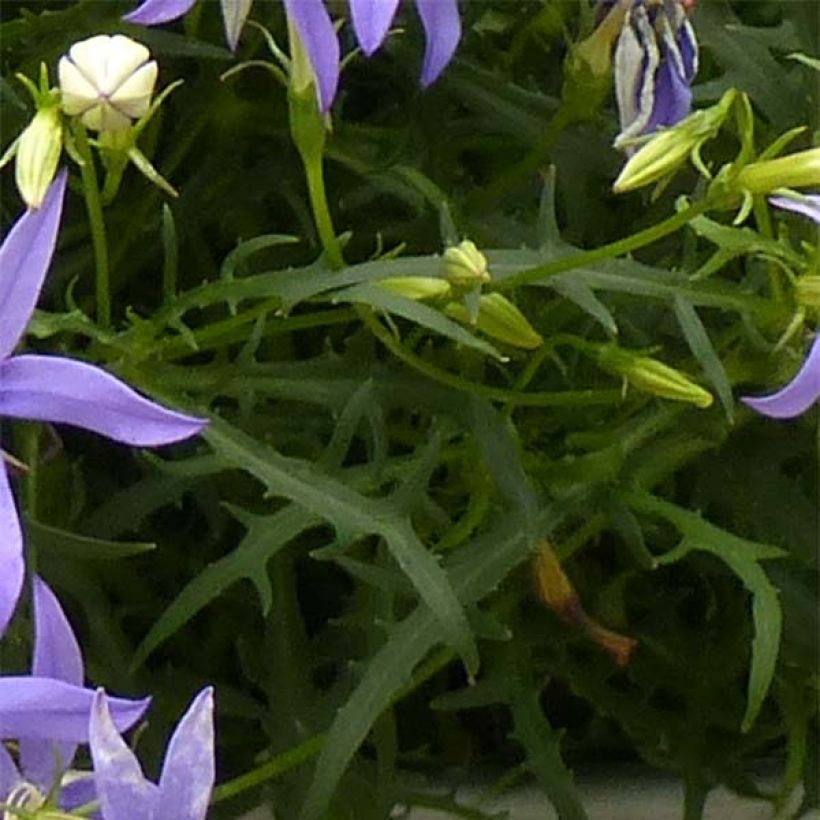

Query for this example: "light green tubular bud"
[613,88,736,193]
[446,293,543,349]
[735,147,820,195]
[443,240,490,287]
[15,105,62,209]
[59,34,157,132]
[597,345,714,408]
[378,276,452,300]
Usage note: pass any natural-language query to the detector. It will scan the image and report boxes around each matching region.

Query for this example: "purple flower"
[742,334,820,419]
[90,686,215,820]
[0,170,207,637]
[770,193,820,224]
[124,0,461,111]
[613,0,698,149]
[1,577,149,813]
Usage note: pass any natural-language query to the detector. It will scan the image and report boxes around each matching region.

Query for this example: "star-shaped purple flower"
[1,577,149,813]
[612,0,698,149]
[124,0,461,111]
[90,686,214,820]
[0,170,207,638]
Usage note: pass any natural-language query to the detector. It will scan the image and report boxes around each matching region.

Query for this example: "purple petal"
[0,355,207,447]
[90,690,157,820]
[349,0,400,56]
[643,46,692,132]
[158,688,215,820]
[19,577,84,791]
[0,679,149,742]
[59,774,98,812]
[0,463,24,640]
[0,744,21,797]
[0,170,67,360]
[678,18,698,83]
[414,0,461,86]
[31,576,83,684]
[123,0,197,25]
[284,0,340,112]
[770,194,820,224]
[742,335,820,419]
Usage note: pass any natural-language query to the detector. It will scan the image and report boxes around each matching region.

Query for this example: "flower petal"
[284,0,340,112]
[349,0,400,56]
[742,335,820,419]
[0,170,66,359]
[0,355,207,447]
[0,679,149,742]
[90,690,157,820]
[124,0,197,25]
[19,577,84,791]
[221,0,253,51]
[0,463,24,640]
[0,744,21,798]
[158,688,215,820]
[414,0,461,86]
[770,193,820,224]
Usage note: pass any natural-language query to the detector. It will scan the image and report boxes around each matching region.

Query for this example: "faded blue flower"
[742,334,820,419]
[0,171,207,637]
[1,577,149,814]
[612,0,698,150]
[90,686,215,820]
[124,0,461,110]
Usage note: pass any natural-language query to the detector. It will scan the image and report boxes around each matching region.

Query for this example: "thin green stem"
[304,153,344,270]
[497,198,714,290]
[357,305,620,407]
[73,124,111,328]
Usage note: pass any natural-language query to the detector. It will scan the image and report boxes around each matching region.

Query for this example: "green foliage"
[1,1,817,819]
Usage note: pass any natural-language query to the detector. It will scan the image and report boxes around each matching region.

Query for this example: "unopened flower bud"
[445,293,542,349]
[443,240,490,287]
[596,344,713,408]
[735,148,820,195]
[378,276,451,300]
[59,34,157,132]
[15,106,62,209]
[613,88,735,193]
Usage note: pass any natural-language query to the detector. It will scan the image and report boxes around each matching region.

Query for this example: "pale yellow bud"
[446,293,543,350]
[377,276,452,300]
[443,240,490,286]
[735,147,820,195]
[596,345,713,408]
[15,106,62,208]
[59,34,157,132]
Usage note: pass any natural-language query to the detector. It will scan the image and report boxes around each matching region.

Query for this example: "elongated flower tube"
[0,171,207,637]
[612,0,698,150]
[90,686,215,820]
[1,578,149,815]
[124,0,461,111]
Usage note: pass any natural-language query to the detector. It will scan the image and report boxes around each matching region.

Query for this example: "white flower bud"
[58,34,158,132]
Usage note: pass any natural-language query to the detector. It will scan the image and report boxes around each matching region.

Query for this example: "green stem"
[74,124,111,328]
[303,151,344,270]
[497,197,714,290]
[357,305,620,407]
